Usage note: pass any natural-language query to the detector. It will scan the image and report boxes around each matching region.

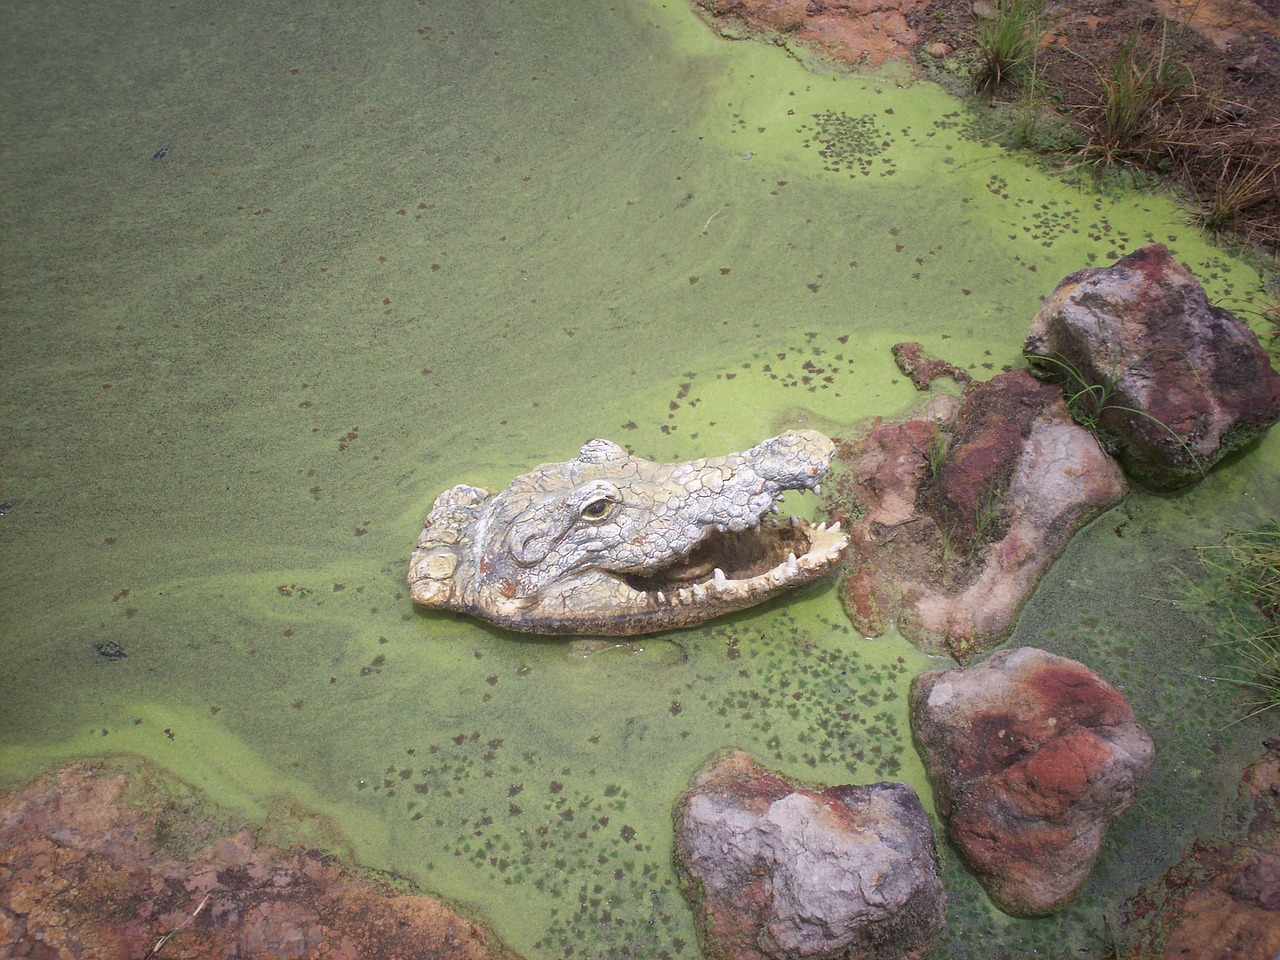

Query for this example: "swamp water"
[1,1,1277,957]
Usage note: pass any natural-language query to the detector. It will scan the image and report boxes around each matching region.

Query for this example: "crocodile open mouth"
[622,515,848,607]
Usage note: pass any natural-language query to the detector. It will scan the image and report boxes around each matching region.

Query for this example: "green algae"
[1,1,1278,958]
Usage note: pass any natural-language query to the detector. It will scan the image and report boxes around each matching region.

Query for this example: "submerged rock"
[910,647,1154,917]
[1025,243,1280,491]
[831,369,1127,661]
[672,748,946,960]
[1123,735,1280,960]
[891,341,972,391]
[0,760,518,960]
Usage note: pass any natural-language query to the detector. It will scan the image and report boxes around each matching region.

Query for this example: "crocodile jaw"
[412,515,848,636]
[408,431,849,635]
[524,517,849,635]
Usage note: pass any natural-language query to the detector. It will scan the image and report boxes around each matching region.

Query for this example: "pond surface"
[2,1,1277,957]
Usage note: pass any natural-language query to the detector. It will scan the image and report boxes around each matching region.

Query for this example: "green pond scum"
[1,1,1276,958]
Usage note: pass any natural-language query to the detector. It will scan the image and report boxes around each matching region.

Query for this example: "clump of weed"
[971,0,1049,95]
[1265,299,1280,361]
[1024,352,1206,479]
[1076,20,1194,170]
[971,477,1004,547]
[1196,524,1280,722]
[1007,58,1044,146]
[923,424,953,480]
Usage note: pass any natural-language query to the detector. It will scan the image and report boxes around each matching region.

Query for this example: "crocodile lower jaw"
[638,518,847,609]
[505,516,850,635]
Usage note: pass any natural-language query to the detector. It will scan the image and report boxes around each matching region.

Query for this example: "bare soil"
[695,0,1280,255]
[910,0,1280,249]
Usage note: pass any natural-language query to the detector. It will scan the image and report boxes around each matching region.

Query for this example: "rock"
[672,749,946,960]
[1025,243,1280,491]
[1122,735,1280,960]
[690,0,929,68]
[910,647,1155,917]
[830,368,1128,661]
[891,341,972,390]
[917,371,1057,553]
[0,759,518,960]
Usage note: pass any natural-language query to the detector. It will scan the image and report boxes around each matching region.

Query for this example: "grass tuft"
[1024,351,1207,478]
[1184,124,1280,241]
[971,0,1048,95]
[1076,21,1194,169]
[1197,524,1280,722]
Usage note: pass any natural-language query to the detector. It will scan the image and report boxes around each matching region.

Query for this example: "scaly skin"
[407,431,848,635]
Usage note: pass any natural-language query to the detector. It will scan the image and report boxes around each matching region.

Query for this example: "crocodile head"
[407,430,848,635]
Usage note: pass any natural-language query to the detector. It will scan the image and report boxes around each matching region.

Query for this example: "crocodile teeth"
[828,521,841,533]
[713,568,727,588]
[786,553,799,575]
[656,590,666,603]
[814,483,822,494]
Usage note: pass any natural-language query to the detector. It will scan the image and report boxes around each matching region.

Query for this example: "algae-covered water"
[2,1,1277,957]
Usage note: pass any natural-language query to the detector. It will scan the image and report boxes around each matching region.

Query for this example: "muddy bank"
[0,758,519,960]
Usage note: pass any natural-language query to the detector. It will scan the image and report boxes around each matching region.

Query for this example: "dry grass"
[1179,121,1280,248]
[1072,23,1195,170]
[1067,23,1280,252]
[936,3,1280,255]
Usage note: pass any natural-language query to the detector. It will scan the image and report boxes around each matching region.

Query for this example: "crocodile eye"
[581,498,611,519]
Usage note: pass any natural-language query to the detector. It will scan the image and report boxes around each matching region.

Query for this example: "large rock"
[910,647,1155,917]
[1025,243,1280,491]
[672,749,946,960]
[0,760,517,960]
[831,368,1128,661]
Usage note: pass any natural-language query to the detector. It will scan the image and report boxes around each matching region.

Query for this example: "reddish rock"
[891,341,972,391]
[673,749,946,960]
[1025,243,1280,491]
[918,372,1058,552]
[910,647,1155,916]
[1122,736,1280,960]
[0,760,518,960]
[691,0,929,67]
[829,368,1127,661]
